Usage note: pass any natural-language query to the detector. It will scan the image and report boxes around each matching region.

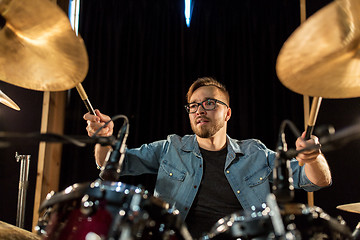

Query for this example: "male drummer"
[84,77,331,238]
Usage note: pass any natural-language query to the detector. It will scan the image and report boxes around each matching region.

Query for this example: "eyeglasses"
[184,98,229,113]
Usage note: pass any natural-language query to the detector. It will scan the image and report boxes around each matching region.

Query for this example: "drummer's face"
[188,86,231,138]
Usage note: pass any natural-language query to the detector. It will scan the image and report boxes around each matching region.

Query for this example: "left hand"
[295,131,322,165]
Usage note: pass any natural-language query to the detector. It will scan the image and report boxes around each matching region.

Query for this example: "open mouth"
[196,118,209,125]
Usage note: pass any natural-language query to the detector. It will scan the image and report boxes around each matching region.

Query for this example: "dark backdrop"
[61,0,360,231]
[1,0,359,234]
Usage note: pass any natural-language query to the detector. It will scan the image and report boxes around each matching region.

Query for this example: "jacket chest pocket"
[244,165,271,187]
[159,160,186,181]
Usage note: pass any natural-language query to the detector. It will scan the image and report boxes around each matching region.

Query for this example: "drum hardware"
[99,115,129,182]
[266,194,286,238]
[35,208,52,236]
[15,152,31,229]
[0,131,116,148]
[80,194,98,216]
[34,191,56,235]
[200,204,277,240]
[272,120,300,203]
[0,89,20,111]
[352,223,360,240]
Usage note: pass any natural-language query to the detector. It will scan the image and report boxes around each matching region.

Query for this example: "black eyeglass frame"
[184,98,229,113]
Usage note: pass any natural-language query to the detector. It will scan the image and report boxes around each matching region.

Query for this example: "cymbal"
[0,221,40,240]
[0,89,20,110]
[337,202,360,214]
[0,0,88,91]
[276,0,360,99]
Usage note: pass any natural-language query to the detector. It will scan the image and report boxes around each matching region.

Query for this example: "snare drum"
[37,179,192,240]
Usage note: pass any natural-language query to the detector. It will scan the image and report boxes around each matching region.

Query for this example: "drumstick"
[299,96,322,166]
[69,1,96,115]
[305,96,322,139]
[75,83,97,115]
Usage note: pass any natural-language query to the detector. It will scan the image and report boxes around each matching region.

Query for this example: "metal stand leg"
[15,152,31,229]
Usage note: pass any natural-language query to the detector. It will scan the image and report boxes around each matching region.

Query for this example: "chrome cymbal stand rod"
[15,152,31,228]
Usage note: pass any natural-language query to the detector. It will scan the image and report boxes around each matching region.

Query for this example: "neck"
[196,129,227,151]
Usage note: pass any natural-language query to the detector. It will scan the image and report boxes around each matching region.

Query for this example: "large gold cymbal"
[337,202,360,214]
[0,0,88,91]
[276,0,360,99]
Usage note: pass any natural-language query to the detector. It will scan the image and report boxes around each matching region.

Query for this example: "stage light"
[185,0,193,27]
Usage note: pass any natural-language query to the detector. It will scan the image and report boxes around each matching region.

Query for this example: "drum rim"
[39,179,143,210]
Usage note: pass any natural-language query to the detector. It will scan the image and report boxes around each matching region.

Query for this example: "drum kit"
[1,0,360,239]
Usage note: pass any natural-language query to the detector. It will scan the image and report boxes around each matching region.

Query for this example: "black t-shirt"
[185,147,243,238]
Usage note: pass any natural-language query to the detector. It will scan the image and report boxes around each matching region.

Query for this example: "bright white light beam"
[185,0,192,27]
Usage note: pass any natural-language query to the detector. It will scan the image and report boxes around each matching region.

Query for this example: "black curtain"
[60,0,360,232]
[62,0,304,182]
[0,81,42,230]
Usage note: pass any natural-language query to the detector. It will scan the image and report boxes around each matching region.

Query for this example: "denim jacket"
[121,134,322,220]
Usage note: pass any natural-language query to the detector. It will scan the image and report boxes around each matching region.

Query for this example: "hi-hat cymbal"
[276,0,360,99]
[0,0,88,91]
[0,89,20,110]
[337,202,360,214]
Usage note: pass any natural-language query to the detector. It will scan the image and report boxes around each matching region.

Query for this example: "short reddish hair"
[186,77,230,105]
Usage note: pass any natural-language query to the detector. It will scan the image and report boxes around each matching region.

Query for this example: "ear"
[225,107,231,122]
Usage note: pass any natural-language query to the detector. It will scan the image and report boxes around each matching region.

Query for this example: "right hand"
[83,109,114,137]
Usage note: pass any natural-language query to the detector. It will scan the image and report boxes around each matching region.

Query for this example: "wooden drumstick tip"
[75,83,96,115]
[75,84,88,101]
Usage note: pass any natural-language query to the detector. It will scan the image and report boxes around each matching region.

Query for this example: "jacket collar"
[181,134,244,156]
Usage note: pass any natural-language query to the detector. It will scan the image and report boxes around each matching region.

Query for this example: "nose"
[195,104,206,115]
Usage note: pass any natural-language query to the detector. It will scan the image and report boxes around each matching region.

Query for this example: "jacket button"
[237,190,240,194]
[226,170,230,174]
[169,173,173,176]
[259,177,263,180]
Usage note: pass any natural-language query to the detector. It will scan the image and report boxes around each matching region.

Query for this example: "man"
[84,77,331,238]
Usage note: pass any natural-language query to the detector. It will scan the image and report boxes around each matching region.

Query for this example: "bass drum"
[36,179,192,240]
[200,204,353,240]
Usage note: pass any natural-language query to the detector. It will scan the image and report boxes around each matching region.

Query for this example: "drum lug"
[80,194,97,216]
[35,207,52,236]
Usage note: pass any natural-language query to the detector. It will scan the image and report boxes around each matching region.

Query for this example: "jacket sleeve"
[120,139,168,176]
[264,142,323,192]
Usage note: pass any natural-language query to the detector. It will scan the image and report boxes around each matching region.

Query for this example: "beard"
[191,117,225,138]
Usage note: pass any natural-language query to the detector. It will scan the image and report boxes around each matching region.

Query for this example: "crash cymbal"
[337,202,360,214]
[0,89,20,110]
[0,0,88,91]
[276,0,360,99]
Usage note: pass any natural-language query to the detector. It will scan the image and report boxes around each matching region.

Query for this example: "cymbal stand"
[15,152,31,228]
[353,222,360,240]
